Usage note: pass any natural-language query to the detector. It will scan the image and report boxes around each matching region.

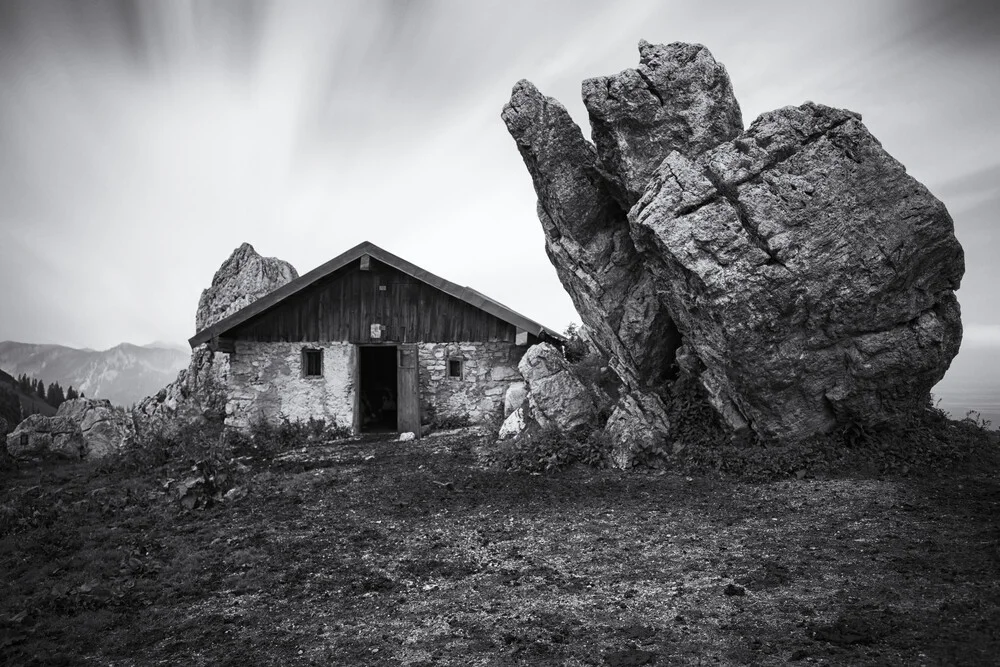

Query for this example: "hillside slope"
[0,342,189,407]
[0,367,56,421]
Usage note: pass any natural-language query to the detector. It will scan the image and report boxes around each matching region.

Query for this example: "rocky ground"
[1,427,999,666]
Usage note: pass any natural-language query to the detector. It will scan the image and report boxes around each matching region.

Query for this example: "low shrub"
[489,424,610,474]
[430,413,475,431]
[243,415,351,459]
[669,401,999,480]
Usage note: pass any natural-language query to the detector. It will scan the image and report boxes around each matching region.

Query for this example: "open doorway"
[359,346,398,432]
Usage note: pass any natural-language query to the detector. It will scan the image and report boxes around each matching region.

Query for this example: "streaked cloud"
[0,0,997,375]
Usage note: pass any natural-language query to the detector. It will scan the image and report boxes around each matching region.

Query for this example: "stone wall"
[418,342,526,425]
[225,341,356,429]
[225,340,526,431]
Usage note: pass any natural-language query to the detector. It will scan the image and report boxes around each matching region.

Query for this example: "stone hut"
[188,242,564,435]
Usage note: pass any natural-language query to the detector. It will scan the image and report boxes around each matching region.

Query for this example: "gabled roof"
[189,241,566,348]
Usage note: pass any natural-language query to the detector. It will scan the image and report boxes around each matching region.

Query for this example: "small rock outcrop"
[499,343,599,440]
[195,242,298,332]
[6,414,86,460]
[57,398,134,458]
[134,244,299,436]
[4,399,135,461]
[503,41,964,450]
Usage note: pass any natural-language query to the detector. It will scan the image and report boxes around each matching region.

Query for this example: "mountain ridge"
[0,341,190,408]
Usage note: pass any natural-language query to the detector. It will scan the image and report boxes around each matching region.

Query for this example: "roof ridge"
[188,242,564,348]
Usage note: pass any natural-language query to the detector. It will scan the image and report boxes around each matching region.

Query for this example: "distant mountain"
[142,341,189,353]
[0,341,190,408]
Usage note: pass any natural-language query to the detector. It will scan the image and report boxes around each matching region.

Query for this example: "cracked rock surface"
[504,41,964,446]
[196,242,299,332]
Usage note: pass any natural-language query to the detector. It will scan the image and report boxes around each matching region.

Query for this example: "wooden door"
[397,344,420,437]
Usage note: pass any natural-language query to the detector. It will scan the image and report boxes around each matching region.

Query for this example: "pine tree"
[66,386,79,401]
[47,382,65,408]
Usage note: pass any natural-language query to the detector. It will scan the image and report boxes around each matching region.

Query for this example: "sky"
[0,0,998,414]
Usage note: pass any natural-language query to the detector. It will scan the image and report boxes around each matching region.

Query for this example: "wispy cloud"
[0,0,998,351]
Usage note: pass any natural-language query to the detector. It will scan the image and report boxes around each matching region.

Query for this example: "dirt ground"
[1,428,999,666]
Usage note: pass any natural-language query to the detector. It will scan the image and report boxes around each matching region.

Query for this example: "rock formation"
[5,398,135,461]
[57,398,135,458]
[503,41,964,451]
[195,242,298,332]
[500,343,598,438]
[6,415,85,460]
[133,244,299,436]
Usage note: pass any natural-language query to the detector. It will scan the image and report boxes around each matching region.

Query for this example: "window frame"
[302,348,324,378]
[447,357,464,380]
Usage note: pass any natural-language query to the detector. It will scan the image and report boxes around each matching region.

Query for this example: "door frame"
[354,343,398,435]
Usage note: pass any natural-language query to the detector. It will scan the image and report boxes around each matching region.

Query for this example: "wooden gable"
[227,257,518,344]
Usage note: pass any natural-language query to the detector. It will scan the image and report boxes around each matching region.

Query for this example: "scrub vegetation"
[1,419,998,665]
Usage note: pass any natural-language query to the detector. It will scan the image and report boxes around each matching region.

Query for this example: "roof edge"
[189,241,566,348]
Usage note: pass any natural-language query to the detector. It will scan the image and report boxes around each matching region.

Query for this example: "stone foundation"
[226,341,356,430]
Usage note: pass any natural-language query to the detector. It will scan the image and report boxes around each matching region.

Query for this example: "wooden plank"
[397,344,420,437]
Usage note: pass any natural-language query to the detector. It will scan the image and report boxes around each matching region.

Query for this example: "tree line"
[13,374,84,410]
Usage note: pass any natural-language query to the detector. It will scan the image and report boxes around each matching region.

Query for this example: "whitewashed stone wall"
[226,341,356,430]
[418,342,526,425]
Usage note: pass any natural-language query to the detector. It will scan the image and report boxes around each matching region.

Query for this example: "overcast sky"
[1,0,998,364]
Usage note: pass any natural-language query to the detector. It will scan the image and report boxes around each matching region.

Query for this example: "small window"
[20,433,29,448]
[448,358,463,378]
[302,348,323,377]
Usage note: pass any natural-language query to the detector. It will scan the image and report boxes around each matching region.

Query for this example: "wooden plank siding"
[228,258,518,344]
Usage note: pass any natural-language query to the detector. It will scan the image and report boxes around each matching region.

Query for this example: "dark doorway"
[359,346,398,432]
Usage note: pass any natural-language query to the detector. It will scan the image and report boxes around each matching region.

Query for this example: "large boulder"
[195,242,298,332]
[6,414,85,460]
[503,41,964,447]
[57,398,134,458]
[632,103,963,440]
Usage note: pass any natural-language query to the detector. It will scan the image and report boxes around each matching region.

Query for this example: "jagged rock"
[518,343,597,435]
[583,40,743,206]
[503,381,527,418]
[502,79,675,442]
[195,242,298,331]
[6,415,85,460]
[56,398,134,458]
[503,41,964,446]
[135,243,297,437]
[132,345,229,438]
